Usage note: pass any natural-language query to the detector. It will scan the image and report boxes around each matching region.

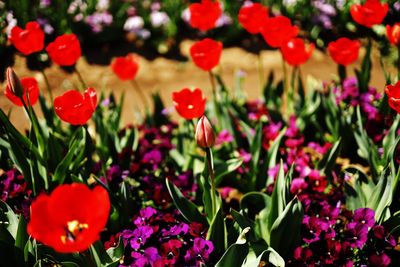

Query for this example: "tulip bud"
[6,67,24,98]
[196,115,215,148]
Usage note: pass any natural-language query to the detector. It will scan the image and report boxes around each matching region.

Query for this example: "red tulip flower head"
[5,68,39,106]
[111,54,139,81]
[328,38,361,66]
[281,38,314,66]
[386,23,400,46]
[350,0,388,28]
[385,81,400,113]
[172,88,206,120]
[261,16,298,48]
[54,88,97,125]
[9,21,44,55]
[189,0,222,31]
[27,183,110,253]
[238,3,269,34]
[190,38,223,71]
[46,34,81,66]
[196,115,215,148]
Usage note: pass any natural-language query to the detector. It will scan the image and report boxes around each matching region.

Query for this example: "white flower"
[124,16,144,31]
[150,11,170,28]
[6,12,17,36]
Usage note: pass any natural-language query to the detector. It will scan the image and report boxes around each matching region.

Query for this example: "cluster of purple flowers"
[290,204,397,267]
[0,168,31,218]
[333,77,381,121]
[114,207,213,267]
[100,122,197,208]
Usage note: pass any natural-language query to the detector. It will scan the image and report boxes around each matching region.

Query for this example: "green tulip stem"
[208,71,217,97]
[258,52,264,92]
[397,46,400,80]
[206,147,217,218]
[281,53,289,117]
[338,64,347,86]
[131,79,149,109]
[75,66,87,89]
[40,69,53,104]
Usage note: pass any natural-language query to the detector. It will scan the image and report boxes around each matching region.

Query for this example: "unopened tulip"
[6,67,24,98]
[196,116,215,148]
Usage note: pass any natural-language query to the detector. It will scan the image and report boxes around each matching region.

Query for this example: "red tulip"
[190,38,223,71]
[385,81,400,113]
[46,34,81,66]
[261,16,298,48]
[111,54,139,81]
[386,23,400,46]
[9,21,44,56]
[238,3,269,34]
[5,75,39,107]
[189,0,222,31]
[328,38,361,66]
[350,0,388,28]
[27,183,110,253]
[54,88,97,125]
[196,115,215,148]
[281,38,314,66]
[172,88,206,120]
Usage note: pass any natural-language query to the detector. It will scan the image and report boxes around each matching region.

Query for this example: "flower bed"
[1,1,400,267]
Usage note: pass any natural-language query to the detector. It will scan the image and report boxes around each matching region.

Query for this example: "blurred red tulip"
[46,34,81,66]
[27,183,110,253]
[54,88,97,125]
[281,38,314,66]
[238,3,269,34]
[190,38,223,71]
[9,21,44,56]
[196,115,215,148]
[385,81,400,113]
[350,0,388,28]
[189,0,222,31]
[261,16,298,48]
[111,54,139,81]
[328,38,361,66]
[5,75,39,107]
[172,88,206,120]
[386,23,400,46]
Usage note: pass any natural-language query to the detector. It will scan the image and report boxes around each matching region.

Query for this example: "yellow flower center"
[60,220,89,243]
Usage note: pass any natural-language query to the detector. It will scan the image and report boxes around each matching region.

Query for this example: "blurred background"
[0,0,399,129]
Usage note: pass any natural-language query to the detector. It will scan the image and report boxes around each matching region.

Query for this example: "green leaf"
[166,179,207,225]
[267,161,289,232]
[215,227,250,267]
[0,109,45,166]
[207,207,227,256]
[344,167,374,210]
[15,216,28,250]
[230,209,257,242]
[0,201,18,240]
[106,237,124,262]
[215,158,243,186]
[241,192,270,216]
[258,127,286,190]
[319,139,341,181]
[52,127,86,184]
[269,197,303,259]
[383,210,400,235]
[243,247,285,267]
[367,168,393,223]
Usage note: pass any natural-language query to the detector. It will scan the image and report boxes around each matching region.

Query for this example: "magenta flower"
[345,222,368,249]
[184,237,214,265]
[131,247,161,267]
[353,208,375,228]
[216,129,234,145]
